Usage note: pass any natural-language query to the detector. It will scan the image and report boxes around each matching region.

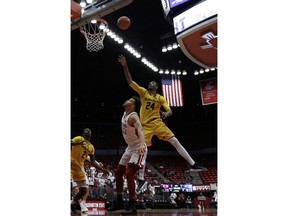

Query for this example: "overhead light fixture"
[172,43,178,49]
[192,67,217,76]
[161,42,179,52]
[158,69,187,75]
[162,46,167,52]
[105,28,191,72]
[141,57,157,70]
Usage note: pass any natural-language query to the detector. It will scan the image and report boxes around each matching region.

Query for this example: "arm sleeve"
[129,81,147,97]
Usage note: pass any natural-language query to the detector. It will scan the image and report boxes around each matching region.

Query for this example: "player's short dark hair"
[152,80,159,88]
[83,128,91,133]
[83,128,91,135]
[132,96,141,114]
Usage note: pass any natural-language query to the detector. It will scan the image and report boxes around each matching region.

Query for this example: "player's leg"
[125,150,147,214]
[157,123,207,171]
[80,177,90,212]
[136,124,153,192]
[71,181,79,198]
[71,164,89,213]
[142,123,154,147]
[125,165,138,214]
[72,181,89,213]
[136,168,147,194]
[71,181,80,213]
[107,152,130,211]
[131,148,148,194]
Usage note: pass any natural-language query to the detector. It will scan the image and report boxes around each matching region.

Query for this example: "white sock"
[168,137,195,165]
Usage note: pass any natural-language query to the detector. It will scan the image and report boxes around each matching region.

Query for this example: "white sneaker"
[80,202,88,213]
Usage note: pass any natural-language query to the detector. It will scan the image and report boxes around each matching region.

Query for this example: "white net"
[80,18,109,52]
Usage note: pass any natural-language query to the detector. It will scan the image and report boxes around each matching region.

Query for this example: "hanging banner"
[200,78,217,105]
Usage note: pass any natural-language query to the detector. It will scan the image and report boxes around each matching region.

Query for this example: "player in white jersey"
[107,96,147,214]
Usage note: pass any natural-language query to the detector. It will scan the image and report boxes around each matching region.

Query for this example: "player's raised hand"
[160,110,168,120]
[118,54,127,66]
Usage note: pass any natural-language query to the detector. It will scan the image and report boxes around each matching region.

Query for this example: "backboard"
[71,0,134,31]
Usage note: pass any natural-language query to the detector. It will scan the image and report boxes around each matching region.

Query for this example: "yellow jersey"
[71,136,95,168]
[130,81,171,125]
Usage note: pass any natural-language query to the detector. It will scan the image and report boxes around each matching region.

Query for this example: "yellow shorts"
[143,118,174,147]
[71,161,86,182]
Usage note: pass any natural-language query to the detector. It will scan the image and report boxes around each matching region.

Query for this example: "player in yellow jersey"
[71,128,109,213]
[118,55,207,192]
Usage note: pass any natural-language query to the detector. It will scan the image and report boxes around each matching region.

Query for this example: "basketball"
[117,16,131,30]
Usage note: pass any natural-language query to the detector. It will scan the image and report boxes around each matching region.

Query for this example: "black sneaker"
[189,163,207,171]
[107,202,124,211]
[136,179,147,194]
[122,204,137,215]
[71,202,78,213]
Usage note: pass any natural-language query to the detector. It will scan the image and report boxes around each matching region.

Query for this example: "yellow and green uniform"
[130,81,174,146]
[71,136,95,181]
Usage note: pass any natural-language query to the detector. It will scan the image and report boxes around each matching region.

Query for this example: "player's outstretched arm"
[89,154,109,175]
[118,54,133,84]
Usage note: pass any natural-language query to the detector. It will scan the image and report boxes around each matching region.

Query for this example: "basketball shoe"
[107,200,124,211]
[70,202,78,213]
[80,202,88,213]
[123,199,137,215]
[189,162,207,171]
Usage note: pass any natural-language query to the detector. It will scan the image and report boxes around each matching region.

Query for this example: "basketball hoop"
[80,18,109,52]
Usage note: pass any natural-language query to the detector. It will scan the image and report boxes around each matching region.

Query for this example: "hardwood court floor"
[72,208,217,216]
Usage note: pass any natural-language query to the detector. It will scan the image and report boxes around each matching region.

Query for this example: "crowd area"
[71,156,218,211]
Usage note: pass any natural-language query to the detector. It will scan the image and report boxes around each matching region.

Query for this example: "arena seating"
[95,153,217,184]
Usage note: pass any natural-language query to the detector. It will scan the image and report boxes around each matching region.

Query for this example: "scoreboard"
[161,0,218,68]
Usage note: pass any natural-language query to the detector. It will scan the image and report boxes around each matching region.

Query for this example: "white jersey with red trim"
[121,111,140,147]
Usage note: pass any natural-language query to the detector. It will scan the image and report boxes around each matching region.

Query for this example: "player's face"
[123,98,135,108]
[148,81,158,91]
